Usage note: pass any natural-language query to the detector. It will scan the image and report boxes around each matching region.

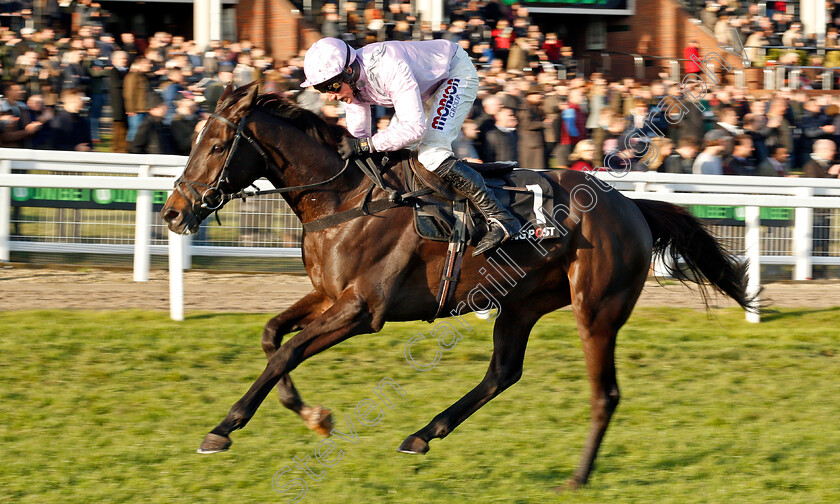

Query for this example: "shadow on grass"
[185,312,273,322]
[760,306,840,322]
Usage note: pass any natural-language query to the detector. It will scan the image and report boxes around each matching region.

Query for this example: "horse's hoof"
[552,477,584,492]
[301,405,334,438]
[197,433,231,454]
[397,435,429,454]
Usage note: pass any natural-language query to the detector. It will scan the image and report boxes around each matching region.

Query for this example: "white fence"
[2,149,840,322]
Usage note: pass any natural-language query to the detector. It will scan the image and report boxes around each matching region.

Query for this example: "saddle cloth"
[403,160,563,246]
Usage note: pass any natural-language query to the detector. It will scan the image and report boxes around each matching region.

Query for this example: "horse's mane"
[218,84,346,147]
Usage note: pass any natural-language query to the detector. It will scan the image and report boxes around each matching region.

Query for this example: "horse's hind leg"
[399,302,545,454]
[563,280,643,489]
[261,290,334,436]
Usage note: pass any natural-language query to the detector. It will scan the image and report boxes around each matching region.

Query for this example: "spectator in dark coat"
[83,46,108,144]
[802,139,840,178]
[320,4,341,39]
[130,93,175,154]
[483,107,519,163]
[170,98,200,156]
[160,67,186,125]
[665,84,705,143]
[756,145,789,176]
[801,139,839,256]
[119,32,139,64]
[743,106,769,163]
[604,132,647,173]
[723,134,757,175]
[474,94,503,161]
[25,94,54,149]
[11,50,49,98]
[45,88,92,151]
[559,46,577,79]
[452,119,481,161]
[796,100,833,168]
[714,107,743,136]
[0,81,44,147]
[123,57,153,142]
[107,51,130,152]
[761,99,794,157]
[61,49,90,95]
[201,64,235,114]
[659,136,700,174]
[517,92,546,169]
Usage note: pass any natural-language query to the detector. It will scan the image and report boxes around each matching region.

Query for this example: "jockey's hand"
[338,136,372,159]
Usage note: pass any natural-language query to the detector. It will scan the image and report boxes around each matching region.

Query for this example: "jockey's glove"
[338,136,373,159]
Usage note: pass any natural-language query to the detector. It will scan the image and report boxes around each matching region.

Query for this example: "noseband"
[172,110,351,219]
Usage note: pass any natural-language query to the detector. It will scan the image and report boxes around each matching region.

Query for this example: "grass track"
[1,307,839,503]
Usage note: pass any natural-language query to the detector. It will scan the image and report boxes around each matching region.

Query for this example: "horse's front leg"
[198,290,375,454]
[261,290,335,436]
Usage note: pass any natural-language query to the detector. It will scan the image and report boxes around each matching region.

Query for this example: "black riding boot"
[436,157,520,256]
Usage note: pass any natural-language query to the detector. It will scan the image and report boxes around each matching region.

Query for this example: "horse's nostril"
[163,209,180,223]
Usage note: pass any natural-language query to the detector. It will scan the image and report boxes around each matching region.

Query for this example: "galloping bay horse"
[161,83,754,489]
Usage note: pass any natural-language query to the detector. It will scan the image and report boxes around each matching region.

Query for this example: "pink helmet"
[300,38,357,88]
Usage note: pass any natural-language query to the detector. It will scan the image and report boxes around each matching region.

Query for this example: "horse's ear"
[219,83,235,102]
[225,82,261,120]
[246,81,260,108]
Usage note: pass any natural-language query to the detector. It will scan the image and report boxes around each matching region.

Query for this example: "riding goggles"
[314,74,344,94]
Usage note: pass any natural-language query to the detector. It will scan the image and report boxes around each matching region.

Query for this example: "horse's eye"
[211,144,224,154]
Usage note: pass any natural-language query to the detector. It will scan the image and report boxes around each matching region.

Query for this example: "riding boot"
[436,157,521,256]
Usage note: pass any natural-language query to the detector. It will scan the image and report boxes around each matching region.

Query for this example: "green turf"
[1,308,839,503]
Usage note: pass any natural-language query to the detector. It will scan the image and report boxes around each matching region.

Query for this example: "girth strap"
[302,187,433,233]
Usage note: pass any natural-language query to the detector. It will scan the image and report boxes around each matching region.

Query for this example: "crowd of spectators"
[0,0,837,179]
[688,0,840,75]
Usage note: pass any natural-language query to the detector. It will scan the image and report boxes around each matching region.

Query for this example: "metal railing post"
[601,52,611,74]
[823,69,833,90]
[168,230,185,321]
[776,66,786,88]
[789,69,801,89]
[764,68,774,89]
[556,63,567,80]
[745,205,761,323]
[794,187,814,280]
[734,68,745,88]
[133,164,152,282]
[0,159,10,262]
[183,234,192,269]
[670,59,680,82]
[633,54,644,80]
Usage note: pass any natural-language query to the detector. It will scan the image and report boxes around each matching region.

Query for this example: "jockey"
[301,37,520,256]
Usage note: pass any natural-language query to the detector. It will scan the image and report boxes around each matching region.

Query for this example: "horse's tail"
[632,199,757,312]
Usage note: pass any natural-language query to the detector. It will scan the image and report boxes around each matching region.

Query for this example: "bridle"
[173,110,351,219]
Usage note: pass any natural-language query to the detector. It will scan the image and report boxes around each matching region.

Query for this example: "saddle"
[405,155,560,246]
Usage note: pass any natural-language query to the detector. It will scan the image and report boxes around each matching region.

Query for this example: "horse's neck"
[266,148,368,224]
[253,108,398,222]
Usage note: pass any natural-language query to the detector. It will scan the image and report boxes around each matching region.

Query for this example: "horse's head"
[161,82,272,234]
